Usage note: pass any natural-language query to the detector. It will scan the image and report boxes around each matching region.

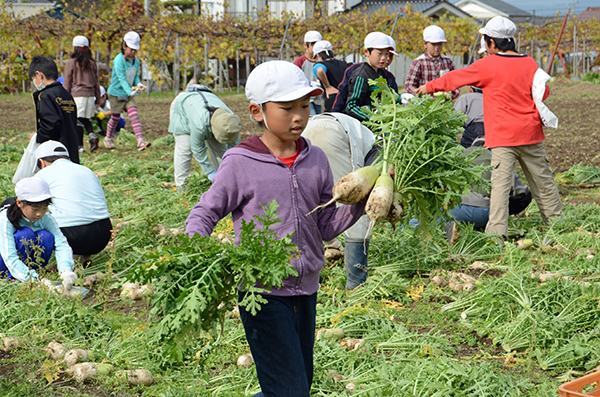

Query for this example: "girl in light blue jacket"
[0,177,76,288]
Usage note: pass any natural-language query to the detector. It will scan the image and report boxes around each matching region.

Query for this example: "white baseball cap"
[478,37,487,54]
[479,16,517,39]
[304,31,322,43]
[35,140,70,161]
[313,40,333,55]
[15,177,52,202]
[124,31,141,50]
[100,85,106,97]
[423,25,447,43]
[72,36,89,48]
[364,32,399,55]
[245,61,323,104]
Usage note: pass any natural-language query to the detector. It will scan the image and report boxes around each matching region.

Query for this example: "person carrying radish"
[302,112,377,289]
[415,16,562,240]
[103,31,150,151]
[0,177,76,290]
[63,35,101,153]
[185,61,368,397]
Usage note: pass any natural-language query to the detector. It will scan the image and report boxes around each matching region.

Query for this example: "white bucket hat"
[124,31,141,50]
[245,61,323,104]
[72,36,89,47]
[423,25,447,43]
[15,177,53,202]
[479,16,517,39]
[304,31,322,43]
[364,32,399,55]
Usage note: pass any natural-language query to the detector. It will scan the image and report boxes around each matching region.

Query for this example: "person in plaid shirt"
[404,26,460,99]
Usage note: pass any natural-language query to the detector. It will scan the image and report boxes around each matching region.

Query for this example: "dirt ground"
[2,77,599,172]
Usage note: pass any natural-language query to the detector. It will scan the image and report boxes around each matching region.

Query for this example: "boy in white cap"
[0,177,76,289]
[405,25,459,99]
[294,30,324,115]
[168,84,242,189]
[415,16,562,240]
[34,141,112,266]
[104,31,150,151]
[344,32,399,121]
[312,40,352,112]
[186,60,367,397]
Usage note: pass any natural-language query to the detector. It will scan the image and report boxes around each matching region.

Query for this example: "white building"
[2,0,57,19]
[200,0,350,18]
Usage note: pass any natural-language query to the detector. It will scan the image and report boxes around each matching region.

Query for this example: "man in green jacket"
[168,85,242,189]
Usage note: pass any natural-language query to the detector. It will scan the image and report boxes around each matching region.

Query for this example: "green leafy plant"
[129,200,298,362]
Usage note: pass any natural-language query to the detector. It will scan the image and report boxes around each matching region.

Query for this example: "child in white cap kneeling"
[185,60,368,397]
[0,177,76,290]
[415,16,562,240]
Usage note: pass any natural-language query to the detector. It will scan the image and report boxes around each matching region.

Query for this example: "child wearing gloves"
[0,177,76,290]
[185,61,368,397]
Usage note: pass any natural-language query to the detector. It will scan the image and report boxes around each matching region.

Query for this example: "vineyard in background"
[1,0,599,93]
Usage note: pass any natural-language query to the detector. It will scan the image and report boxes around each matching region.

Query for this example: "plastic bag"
[12,134,40,184]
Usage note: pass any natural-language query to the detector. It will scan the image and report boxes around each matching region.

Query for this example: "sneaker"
[89,133,99,153]
[103,137,115,149]
[137,141,151,151]
[78,146,85,153]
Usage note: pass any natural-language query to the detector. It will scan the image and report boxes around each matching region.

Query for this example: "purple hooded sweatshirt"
[185,135,366,297]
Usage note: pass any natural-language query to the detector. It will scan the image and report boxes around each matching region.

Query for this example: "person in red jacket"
[415,16,562,240]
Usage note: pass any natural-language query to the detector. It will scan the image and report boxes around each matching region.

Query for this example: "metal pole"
[389,12,400,37]
[278,18,292,60]
[573,23,577,78]
[236,46,240,94]
[145,0,150,15]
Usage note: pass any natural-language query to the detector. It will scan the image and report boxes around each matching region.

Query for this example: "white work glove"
[60,270,78,291]
[130,88,140,97]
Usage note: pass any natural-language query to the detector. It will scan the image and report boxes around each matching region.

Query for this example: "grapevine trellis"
[0,0,599,93]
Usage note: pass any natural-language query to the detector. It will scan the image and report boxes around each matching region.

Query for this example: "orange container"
[560,371,600,396]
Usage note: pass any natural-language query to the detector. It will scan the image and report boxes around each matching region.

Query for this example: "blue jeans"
[239,291,317,397]
[0,227,55,279]
[309,102,322,116]
[450,205,489,230]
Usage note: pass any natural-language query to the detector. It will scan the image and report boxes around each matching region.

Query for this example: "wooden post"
[174,34,180,95]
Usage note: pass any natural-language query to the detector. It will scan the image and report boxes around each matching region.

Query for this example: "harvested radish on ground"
[316,328,345,340]
[126,284,153,300]
[216,233,234,244]
[64,348,95,367]
[516,239,534,250]
[67,362,113,383]
[431,275,447,287]
[43,341,66,360]
[237,353,254,368]
[307,166,379,214]
[2,337,18,353]
[117,369,154,386]
[326,370,346,381]
[120,281,140,297]
[83,272,107,288]
[341,338,365,351]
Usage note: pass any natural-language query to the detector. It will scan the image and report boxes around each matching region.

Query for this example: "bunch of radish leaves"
[129,201,298,362]
[363,77,489,235]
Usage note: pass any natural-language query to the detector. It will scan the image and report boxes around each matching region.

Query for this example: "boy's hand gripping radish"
[306,165,379,215]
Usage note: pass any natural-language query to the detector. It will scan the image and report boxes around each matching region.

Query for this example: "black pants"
[461,122,485,148]
[76,118,94,146]
[60,218,112,255]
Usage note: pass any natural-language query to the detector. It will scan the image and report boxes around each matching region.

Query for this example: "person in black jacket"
[28,56,79,164]
[312,41,351,112]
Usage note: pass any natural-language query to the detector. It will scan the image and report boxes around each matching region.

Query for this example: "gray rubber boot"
[344,240,369,290]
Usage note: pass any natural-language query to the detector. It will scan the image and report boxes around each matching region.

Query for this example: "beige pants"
[486,143,562,237]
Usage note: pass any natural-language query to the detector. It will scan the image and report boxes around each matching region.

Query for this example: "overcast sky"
[502,0,597,16]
